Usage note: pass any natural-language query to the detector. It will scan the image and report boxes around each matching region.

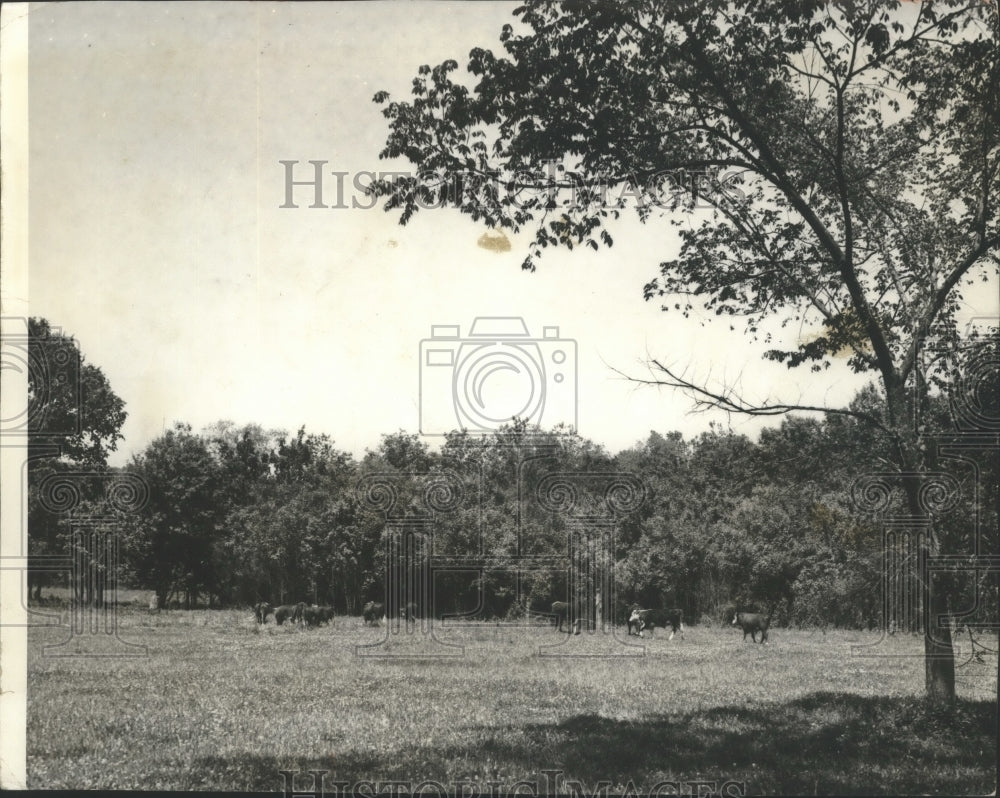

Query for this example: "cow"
[626,603,643,636]
[732,611,771,643]
[629,607,684,640]
[303,605,335,627]
[362,601,385,626]
[253,601,274,624]
[274,602,306,626]
[551,600,570,632]
[401,601,419,622]
[273,604,296,625]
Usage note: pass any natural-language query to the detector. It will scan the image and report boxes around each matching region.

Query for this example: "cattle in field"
[253,602,274,624]
[626,603,643,635]
[363,601,385,625]
[629,607,684,640]
[303,605,335,627]
[274,603,306,625]
[551,600,570,632]
[401,601,419,622]
[732,611,770,643]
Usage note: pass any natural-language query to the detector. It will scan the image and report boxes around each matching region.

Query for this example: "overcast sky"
[26,2,997,466]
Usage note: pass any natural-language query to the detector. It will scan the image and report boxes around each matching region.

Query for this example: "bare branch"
[613,359,892,436]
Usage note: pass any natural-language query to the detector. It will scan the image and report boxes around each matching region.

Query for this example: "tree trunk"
[924,601,956,701]
[901,471,956,701]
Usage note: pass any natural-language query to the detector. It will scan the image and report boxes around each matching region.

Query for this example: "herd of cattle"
[252,599,772,643]
[253,601,336,627]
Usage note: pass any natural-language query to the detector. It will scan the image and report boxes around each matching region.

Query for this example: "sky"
[25,2,998,466]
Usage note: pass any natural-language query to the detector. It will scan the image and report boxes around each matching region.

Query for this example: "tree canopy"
[26,317,128,602]
[370,0,999,700]
[372,0,997,412]
[27,317,126,465]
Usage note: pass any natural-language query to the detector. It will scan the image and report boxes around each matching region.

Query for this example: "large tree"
[371,0,999,699]
[26,317,127,602]
[119,424,224,609]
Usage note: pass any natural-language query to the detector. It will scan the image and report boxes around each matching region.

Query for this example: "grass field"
[26,606,998,794]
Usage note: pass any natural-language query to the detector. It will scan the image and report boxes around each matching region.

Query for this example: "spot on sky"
[477,231,511,253]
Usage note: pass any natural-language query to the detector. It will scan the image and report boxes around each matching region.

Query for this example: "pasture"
[27,607,997,793]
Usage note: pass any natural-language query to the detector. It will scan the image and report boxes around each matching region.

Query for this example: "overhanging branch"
[617,359,892,435]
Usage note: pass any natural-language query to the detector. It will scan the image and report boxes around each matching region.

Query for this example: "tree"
[203,421,280,604]
[26,317,127,602]
[120,424,223,609]
[371,1,999,699]
[223,426,361,608]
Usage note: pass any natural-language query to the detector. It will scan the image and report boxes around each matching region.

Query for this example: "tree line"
[26,319,996,631]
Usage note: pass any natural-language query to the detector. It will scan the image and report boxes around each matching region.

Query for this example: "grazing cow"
[732,611,770,643]
[274,603,306,625]
[626,603,643,636]
[551,600,570,632]
[273,604,296,625]
[303,605,335,627]
[363,601,385,626]
[629,607,684,640]
[254,601,274,624]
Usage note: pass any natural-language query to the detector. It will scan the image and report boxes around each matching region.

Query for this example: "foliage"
[26,317,128,602]
[103,395,997,639]
[119,424,224,609]
[368,0,999,699]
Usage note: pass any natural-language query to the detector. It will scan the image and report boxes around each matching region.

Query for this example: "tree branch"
[901,233,1000,381]
[616,359,892,436]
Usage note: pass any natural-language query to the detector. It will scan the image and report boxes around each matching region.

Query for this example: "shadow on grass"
[196,692,997,795]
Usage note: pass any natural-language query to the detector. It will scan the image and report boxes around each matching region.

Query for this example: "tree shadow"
[195,692,997,794]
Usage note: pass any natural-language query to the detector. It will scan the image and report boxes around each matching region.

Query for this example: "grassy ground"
[26,607,998,793]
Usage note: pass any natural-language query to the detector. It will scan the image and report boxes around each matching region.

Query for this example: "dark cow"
[274,602,306,626]
[303,605,335,627]
[732,611,770,643]
[629,607,684,640]
[401,601,419,622]
[363,601,385,626]
[626,603,643,636]
[273,604,295,625]
[551,600,570,632]
[253,601,274,624]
